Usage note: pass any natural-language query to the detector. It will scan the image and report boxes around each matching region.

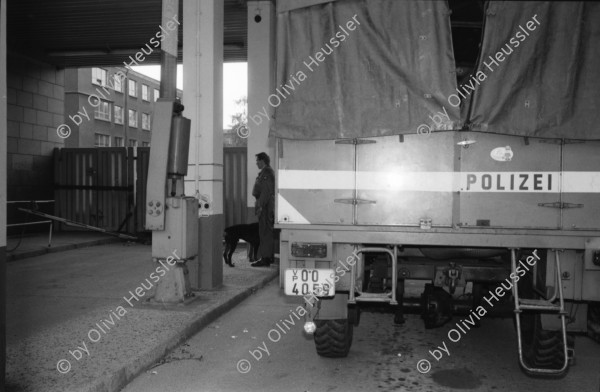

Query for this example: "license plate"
[285,268,335,296]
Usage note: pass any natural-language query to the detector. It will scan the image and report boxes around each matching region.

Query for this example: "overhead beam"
[46,44,244,57]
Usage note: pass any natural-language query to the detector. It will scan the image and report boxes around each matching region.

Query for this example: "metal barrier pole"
[48,221,53,247]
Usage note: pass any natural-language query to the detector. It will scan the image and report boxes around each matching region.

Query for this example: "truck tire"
[314,319,353,357]
[521,314,569,375]
[588,302,600,344]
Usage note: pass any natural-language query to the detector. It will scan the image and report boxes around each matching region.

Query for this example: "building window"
[128,79,137,97]
[128,109,138,127]
[154,88,159,102]
[142,113,151,130]
[129,139,138,148]
[114,105,123,124]
[94,101,111,121]
[114,136,124,147]
[112,75,123,93]
[142,84,149,101]
[95,133,110,147]
[142,142,150,147]
[92,67,107,86]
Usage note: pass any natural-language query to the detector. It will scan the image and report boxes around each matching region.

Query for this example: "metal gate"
[223,147,247,228]
[54,147,150,233]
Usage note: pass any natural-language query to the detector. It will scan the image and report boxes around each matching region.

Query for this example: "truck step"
[354,292,394,303]
[518,298,561,311]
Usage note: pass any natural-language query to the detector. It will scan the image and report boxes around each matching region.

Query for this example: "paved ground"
[5,235,277,392]
[122,282,600,392]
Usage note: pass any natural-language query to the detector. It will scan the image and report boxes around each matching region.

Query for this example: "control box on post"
[152,196,198,260]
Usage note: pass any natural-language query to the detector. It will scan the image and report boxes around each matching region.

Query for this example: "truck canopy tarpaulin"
[271,0,459,140]
[469,1,600,140]
[272,1,600,141]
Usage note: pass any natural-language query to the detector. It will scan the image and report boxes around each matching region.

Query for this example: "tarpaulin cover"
[271,0,460,140]
[469,1,600,140]
[278,0,338,13]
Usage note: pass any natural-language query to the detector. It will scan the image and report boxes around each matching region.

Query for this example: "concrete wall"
[6,54,65,201]
[246,0,276,218]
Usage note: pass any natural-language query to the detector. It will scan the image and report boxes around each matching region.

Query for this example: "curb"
[7,237,121,262]
[82,268,280,392]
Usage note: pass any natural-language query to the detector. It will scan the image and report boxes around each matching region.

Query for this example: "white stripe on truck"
[279,170,355,190]
[278,170,600,193]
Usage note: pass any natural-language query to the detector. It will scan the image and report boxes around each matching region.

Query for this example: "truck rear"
[271,0,600,376]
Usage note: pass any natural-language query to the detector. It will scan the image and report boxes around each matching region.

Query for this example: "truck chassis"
[280,225,600,376]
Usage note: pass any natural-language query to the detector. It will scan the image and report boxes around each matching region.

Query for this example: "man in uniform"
[251,152,275,267]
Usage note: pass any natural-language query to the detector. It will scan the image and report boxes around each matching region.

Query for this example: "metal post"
[48,221,53,247]
[124,69,129,146]
[391,245,398,305]
[510,248,526,370]
[554,250,569,373]
[160,0,179,100]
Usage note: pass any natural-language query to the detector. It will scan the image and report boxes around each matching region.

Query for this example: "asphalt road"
[122,280,600,392]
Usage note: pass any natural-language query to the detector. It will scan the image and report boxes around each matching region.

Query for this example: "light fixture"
[254,5,262,23]
[304,321,316,334]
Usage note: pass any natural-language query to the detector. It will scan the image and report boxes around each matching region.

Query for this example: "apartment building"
[64,67,182,148]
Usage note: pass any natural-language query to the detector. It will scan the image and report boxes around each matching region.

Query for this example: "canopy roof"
[7,0,250,67]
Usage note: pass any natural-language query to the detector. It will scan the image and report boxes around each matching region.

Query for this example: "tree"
[230,96,247,129]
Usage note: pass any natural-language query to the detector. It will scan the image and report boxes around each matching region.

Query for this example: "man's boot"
[251,257,271,267]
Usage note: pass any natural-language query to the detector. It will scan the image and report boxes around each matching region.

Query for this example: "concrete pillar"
[247,0,276,217]
[183,0,224,289]
[0,0,6,384]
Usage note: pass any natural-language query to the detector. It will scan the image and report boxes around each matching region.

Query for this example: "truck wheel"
[588,302,600,343]
[314,319,353,357]
[521,314,569,375]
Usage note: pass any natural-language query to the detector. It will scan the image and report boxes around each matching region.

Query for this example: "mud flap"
[313,293,348,320]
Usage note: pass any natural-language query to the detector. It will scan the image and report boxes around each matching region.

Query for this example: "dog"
[223,222,260,267]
